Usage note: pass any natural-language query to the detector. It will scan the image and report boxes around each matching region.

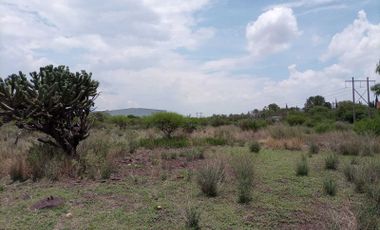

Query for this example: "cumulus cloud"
[203,7,300,72]
[0,1,378,115]
[322,10,380,75]
[246,7,301,57]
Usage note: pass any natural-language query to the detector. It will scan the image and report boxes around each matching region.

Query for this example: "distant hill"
[102,108,166,117]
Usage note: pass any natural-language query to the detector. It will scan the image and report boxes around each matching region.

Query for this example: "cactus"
[0,65,99,158]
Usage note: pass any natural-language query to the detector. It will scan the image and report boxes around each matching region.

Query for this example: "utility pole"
[352,77,356,122]
[345,77,376,123]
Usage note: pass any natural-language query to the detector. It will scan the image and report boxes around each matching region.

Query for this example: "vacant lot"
[0,144,372,229]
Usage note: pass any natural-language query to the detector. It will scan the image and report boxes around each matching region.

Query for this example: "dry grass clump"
[265,137,304,151]
[196,160,225,197]
[232,153,255,203]
[268,124,309,140]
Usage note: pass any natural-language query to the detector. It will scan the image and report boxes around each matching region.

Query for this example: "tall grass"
[295,154,309,176]
[196,160,225,197]
[232,153,255,203]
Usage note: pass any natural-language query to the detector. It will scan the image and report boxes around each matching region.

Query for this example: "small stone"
[65,213,73,218]
[155,205,162,210]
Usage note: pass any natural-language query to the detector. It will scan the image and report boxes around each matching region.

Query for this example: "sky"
[0,0,379,116]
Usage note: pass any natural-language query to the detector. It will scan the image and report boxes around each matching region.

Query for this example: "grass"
[0,145,374,229]
[295,154,309,176]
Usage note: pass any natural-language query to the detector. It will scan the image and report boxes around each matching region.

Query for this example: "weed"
[9,156,28,182]
[196,160,225,197]
[325,153,339,170]
[185,206,201,230]
[323,177,337,196]
[232,153,255,203]
[295,154,309,176]
[249,141,261,153]
[308,142,320,154]
[343,164,356,182]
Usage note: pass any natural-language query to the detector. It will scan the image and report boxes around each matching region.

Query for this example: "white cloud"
[0,1,379,115]
[246,7,301,57]
[203,7,301,72]
[322,10,380,75]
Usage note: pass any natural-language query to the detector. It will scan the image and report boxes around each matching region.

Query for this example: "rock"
[155,205,162,210]
[65,212,73,218]
[30,196,64,210]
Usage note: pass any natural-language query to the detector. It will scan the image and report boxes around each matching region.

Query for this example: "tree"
[371,60,380,96]
[304,95,331,111]
[148,112,184,138]
[0,65,99,158]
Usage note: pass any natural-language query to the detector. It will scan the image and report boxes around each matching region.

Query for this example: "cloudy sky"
[1,0,379,115]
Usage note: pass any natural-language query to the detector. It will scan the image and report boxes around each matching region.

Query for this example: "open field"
[0,142,376,229]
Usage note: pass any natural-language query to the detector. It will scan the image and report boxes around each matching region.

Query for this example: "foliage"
[196,160,225,197]
[9,156,28,182]
[295,154,309,176]
[354,116,380,135]
[183,117,198,134]
[286,112,306,126]
[147,112,184,138]
[343,163,356,182]
[185,206,201,230]
[308,142,320,154]
[249,141,261,153]
[0,65,99,158]
[304,95,331,111]
[238,119,267,131]
[232,153,255,203]
[323,177,337,196]
[325,154,339,170]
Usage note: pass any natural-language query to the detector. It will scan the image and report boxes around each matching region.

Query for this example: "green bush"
[196,161,225,197]
[343,164,356,182]
[308,142,320,154]
[203,137,228,146]
[337,140,361,156]
[233,153,255,203]
[354,116,380,135]
[268,124,306,139]
[248,141,260,153]
[185,206,201,230]
[238,119,266,131]
[295,155,309,176]
[147,112,185,138]
[286,113,306,126]
[183,118,198,134]
[325,154,339,170]
[314,122,334,133]
[185,148,205,161]
[323,177,337,196]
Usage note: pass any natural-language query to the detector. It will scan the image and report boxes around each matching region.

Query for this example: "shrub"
[185,206,201,230]
[308,142,320,154]
[183,119,197,134]
[238,119,266,131]
[286,113,306,126]
[249,141,261,153]
[233,153,255,203]
[185,148,205,161]
[27,143,67,181]
[314,122,333,133]
[323,177,337,196]
[343,164,356,182]
[147,112,185,138]
[325,154,339,170]
[295,155,309,176]
[268,124,306,139]
[9,156,28,182]
[354,116,380,135]
[203,137,227,146]
[337,139,361,156]
[196,161,225,197]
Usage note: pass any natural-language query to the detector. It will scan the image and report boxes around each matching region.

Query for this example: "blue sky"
[0,0,379,115]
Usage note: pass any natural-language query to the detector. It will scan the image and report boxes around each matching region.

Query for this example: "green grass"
[0,148,371,229]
